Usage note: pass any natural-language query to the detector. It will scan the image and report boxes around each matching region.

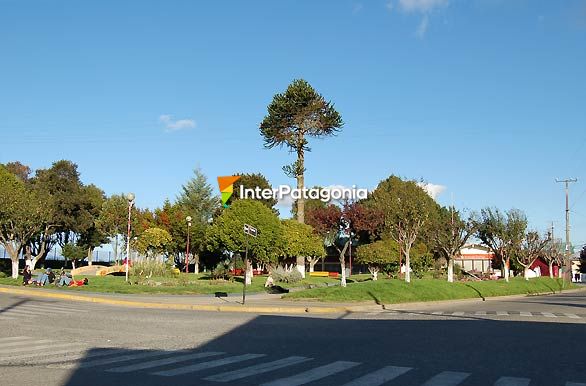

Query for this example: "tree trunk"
[524,267,531,280]
[308,258,316,273]
[447,258,454,283]
[114,235,119,265]
[245,258,252,285]
[87,247,93,266]
[504,259,510,282]
[404,247,411,283]
[72,260,76,271]
[11,259,19,279]
[296,255,305,278]
[340,257,347,287]
[369,266,379,281]
[321,257,325,271]
[548,261,554,278]
[193,254,200,275]
[295,146,306,278]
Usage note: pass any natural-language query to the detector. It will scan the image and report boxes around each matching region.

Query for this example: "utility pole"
[556,178,577,285]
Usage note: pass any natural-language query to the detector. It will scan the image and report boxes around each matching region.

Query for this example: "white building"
[455,244,495,274]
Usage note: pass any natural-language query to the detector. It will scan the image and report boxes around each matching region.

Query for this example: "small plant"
[271,266,302,284]
[211,262,233,281]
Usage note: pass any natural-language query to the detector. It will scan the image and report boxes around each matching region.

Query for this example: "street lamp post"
[185,216,192,273]
[125,192,135,283]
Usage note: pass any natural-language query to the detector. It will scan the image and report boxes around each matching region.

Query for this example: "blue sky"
[1,0,585,248]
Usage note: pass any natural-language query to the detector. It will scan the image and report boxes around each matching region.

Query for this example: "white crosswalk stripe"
[260,361,360,386]
[204,356,312,382]
[0,342,71,355]
[153,353,266,377]
[564,313,580,319]
[496,311,509,316]
[51,350,176,369]
[542,312,557,318]
[519,312,533,317]
[475,311,487,316]
[107,351,224,373]
[422,371,470,386]
[432,311,444,315]
[494,376,531,386]
[341,365,412,386]
[452,312,465,316]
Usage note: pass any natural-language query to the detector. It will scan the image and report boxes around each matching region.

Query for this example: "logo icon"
[217,176,241,208]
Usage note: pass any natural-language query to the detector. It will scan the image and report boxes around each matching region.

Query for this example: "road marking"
[33,348,128,365]
[204,356,312,382]
[474,311,487,316]
[422,371,470,386]
[0,336,31,343]
[431,311,444,315]
[452,312,465,316]
[519,312,532,317]
[0,316,17,320]
[542,312,557,318]
[341,365,413,386]
[0,309,50,316]
[18,304,82,314]
[564,313,580,319]
[107,351,224,373]
[0,339,52,348]
[496,311,509,316]
[0,342,70,354]
[51,350,174,369]
[153,353,266,377]
[494,376,531,385]
[0,347,88,362]
[260,361,360,386]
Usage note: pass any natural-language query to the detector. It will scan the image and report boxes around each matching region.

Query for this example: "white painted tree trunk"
[11,259,19,279]
[548,261,554,278]
[504,262,510,283]
[447,259,454,283]
[524,267,531,280]
[87,247,93,266]
[340,257,347,287]
[369,267,379,281]
[296,256,306,278]
[405,250,411,283]
[245,259,252,285]
[308,258,316,273]
[193,254,200,274]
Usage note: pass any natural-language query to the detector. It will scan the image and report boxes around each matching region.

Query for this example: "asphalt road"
[0,290,585,386]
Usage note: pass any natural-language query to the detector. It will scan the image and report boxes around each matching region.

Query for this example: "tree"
[176,167,219,273]
[543,237,564,278]
[580,246,586,274]
[356,239,398,280]
[476,208,527,282]
[306,202,383,287]
[281,219,325,272]
[433,207,477,282]
[29,160,97,269]
[0,166,52,278]
[516,231,550,280]
[231,172,278,209]
[61,242,87,270]
[77,184,108,266]
[96,194,130,265]
[135,227,172,260]
[260,79,343,276]
[369,176,441,283]
[205,200,283,285]
[4,161,31,182]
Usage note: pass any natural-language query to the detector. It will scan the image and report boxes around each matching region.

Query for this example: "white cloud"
[415,15,429,38]
[398,0,448,13]
[159,114,196,132]
[418,182,446,200]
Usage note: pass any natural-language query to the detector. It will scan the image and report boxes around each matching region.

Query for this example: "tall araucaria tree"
[260,79,343,277]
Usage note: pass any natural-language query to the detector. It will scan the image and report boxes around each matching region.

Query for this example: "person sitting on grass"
[34,268,55,286]
[22,266,33,286]
[68,278,89,287]
[57,271,73,287]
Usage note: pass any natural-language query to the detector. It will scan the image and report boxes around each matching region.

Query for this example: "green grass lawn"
[0,273,340,295]
[283,277,579,303]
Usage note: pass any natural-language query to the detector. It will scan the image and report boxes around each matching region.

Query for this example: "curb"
[0,287,349,315]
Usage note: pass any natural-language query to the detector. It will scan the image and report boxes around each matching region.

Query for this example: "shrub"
[130,260,173,279]
[211,262,233,281]
[271,266,302,284]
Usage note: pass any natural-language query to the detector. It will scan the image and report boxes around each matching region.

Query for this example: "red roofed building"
[455,244,495,274]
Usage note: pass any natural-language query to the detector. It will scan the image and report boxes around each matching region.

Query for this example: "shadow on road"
[56,314,586,386]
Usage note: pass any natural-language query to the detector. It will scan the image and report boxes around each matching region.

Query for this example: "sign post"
[242,224,258,304]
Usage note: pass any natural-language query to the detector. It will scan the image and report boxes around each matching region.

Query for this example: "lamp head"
[126,192,135,202]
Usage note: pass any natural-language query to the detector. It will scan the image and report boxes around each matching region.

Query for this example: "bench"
[309,271,329,277]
